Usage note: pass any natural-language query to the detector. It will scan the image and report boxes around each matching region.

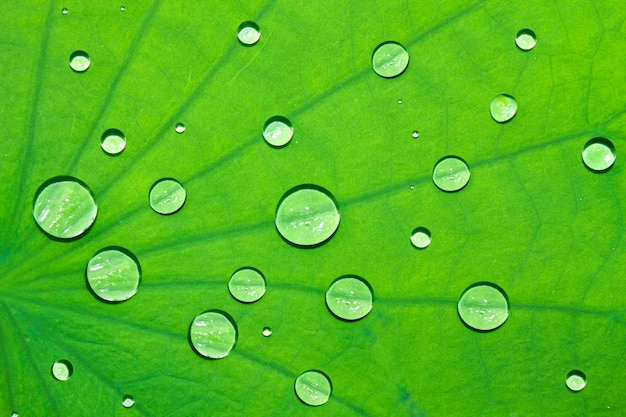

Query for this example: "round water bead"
[432,156,470,192]
[121,395,134,408]
[295,370,332,406]
[149,178,186,215]
[275,185,340,247]
[69,50,90,72]
[228,268,266,303]
[490,94,518,123]
[33,177,97,239]
[566,370,586,392]
[237,21,260,45]
[190,311,237,359]
[582,137,615,172]
[175,122,185,133]
[372,41,409,78]
[458,283,509,331]
[87,247,141,302]
[411,130,419,139]
[100,128,126,155]
[326,276,373,321]
[51,360,73,381]
[515,29,537,51]
[262,327,272,337]
[410,227,431,249]
[263,116,293,147]
[62,7,68,14]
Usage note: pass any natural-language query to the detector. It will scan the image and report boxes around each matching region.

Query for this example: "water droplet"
[432,156,471,192]
[228,267,266,303]
[237,21,260,46]
[149,178,186,215]
[410,227,431,249]
[10,412,19,417]
[62,8,68,14]
[175,122,185,134]
[411,130,419,139]
[189,311,238,359]
[121,395,134,408]
[69,50,90,72]
[87,247,141,302]
[275,185,340,247]
[100,128,126,155]
[295,370,332,406]
[566,370,587,392]
[263,116,293,147]
[120,6,125,11]
[262,327,272,337]
[409,185,415,190]
[490,94,518,123]
[458,283,509,331]
[582,137,616,172]
[33,177,97,240]
[51,359,73,381]
[372,41,409,78]
[515,29,536,51]
[326,276,373,321]
[397,99,403,104]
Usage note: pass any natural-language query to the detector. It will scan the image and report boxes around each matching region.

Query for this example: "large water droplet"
[515,29,537,51]
[189,311,237,359]
[228,267,266,303]
[100,128,126,155]
[149,178,186,215]
[275,185,340,247]
[458,283,509,331]
[51,359,73,381]
[490,94,518,123]
[237,21,260,45]
[86,247,141,302]
[33,177,97,240]
[121,395,134,408]
[326,276,373,321]
[432,156,470,192]
[582,137,616,172]
[69,50,90,72]
[372,41,409,78]
[263,116,293,147]
[410,227,431,249]
[566,370,586,392]
[175,122,185,134]
[295,370,332,406]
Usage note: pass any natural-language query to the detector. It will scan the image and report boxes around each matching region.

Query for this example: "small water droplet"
[432,156,470,192]
[121,395,134,408]
[372,41,409,78]
[228,267,266,303]
[51,359,73,381]
[189,311,238,359]
[582,137,616,172]
[87,247,141,302]
[411,130,419,139]
[62,8,68,14]
[263,116,293,147]
[120,5,125,11]
[515,29,537,51]
[175,122,185,134]
[397,99,403,104]
[295,370,332,406]
[326,276,373,321]
[490,94,518,123]
[33,177,97,239]
[458,283,509,331]
[275,185,340,247]
[237,21,260,45]
[149,178,186,215]
[69,50,90,72]
[262,327,272,337]
[409,185,415,190]
[410,227,431,249]
[100,128,126,155]
[10,412,19,417]
[566,370,587,392]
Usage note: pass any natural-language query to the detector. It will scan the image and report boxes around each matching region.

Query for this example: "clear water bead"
[295,370,332,406]
[458,283,509,331]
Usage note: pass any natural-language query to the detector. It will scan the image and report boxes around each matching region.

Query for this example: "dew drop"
[62,8,68,14]
[582,137,616,172]
[515,29,537,51]
[372,41,409,78]
[121,395,134,408]
[33,176,97,240]
[51,359,73,381]
[566,370,587,392]
[263,116,293,147]
[10,413,19,417]
[432,156,470,192]
[326,276,373,321]
[237,21,260,46]
[458,283,509,331]
[262,327,272,337]
[69,50,90,72]
[120,5,125,12]
[100,128,126,155]
[295,370,332,406]
[275,185,340,247]
[175,122,185,134]
[87,247,141,302]
[410,227,431,249]
[228,267,266,303]
[189,311,238,359]
[397,99,403,104]
[490,94,518,123]
[149,178,186,215]
[411,130,419,139]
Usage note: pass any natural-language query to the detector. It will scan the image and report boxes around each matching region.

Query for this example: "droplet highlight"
[372,41,409,78]
[582,137,616,172]
[490,94,518,123]
[515,29,537,51]
[100,128,126,155]
[566,370,587,392]
[458,283,509,331]
[295,370,332,406]
[69,50,90,72]
[149,178,186,215]
[432,156,470,192]
[121,395,134,408]
[263,116,293,147]
[237,21,260,45]
[228,267,266,303]
[410,227,431,249]
[326,276,373,321]
[262,327,272,337]
[51,360,73,381]
[175,122,185,134]
[87,248,141,302]
[190,311,237,359]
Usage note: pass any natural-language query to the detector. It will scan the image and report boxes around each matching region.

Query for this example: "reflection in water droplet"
[121,395,134,408]
[33,177,97,239]
[275,185,340,247]
[228,268,266,303]
[263,116,293,147]
[515,29,537,51]
[262,327,272,337]
[62,8,68,14]
[295,370,332,406]
[582,137,616,172]
[51,360,73,381]
[410,227,431,249]
[458,283,509,331]
[566,370,586,392]
[87,247,141,302]
[190,311,237,359]
[411,130,419,139]
[175,122,185,133]
[69,51,90,72]
[326,276,373,321]
[490,94,518,123]
[100,128,126,155]
[237,21,260,45]
[149,178,186,215]
[432,156,470,192]
[372,41,409,78]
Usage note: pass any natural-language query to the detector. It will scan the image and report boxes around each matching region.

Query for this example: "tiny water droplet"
[295,370,332,406]
[262,327,272,337]
[566,370,586,392]
[175,122,185,134]
[237,21,260,45]
[458,283,509,331]
[372,41,409,78]
[410,227,431,249]
[149,178,186,215]
[275,185,340,247]
[120,5,125,11]
[263,116,293,147]
[62,8,68,14]
[515,29,537,51]
[409,185,415,190]
[51,359,73,381]
[326,276,373,321]
[69,50,90,72]
[228,267,266,303]
[100,128,126,155]
[582,137,616,172]
[432,156,470,192]
[87,247,141,302]
[397,99,403,104]
[490,94,518,123]
[121,395,134,408]
[190,311,238,359]
[411,130,419,139]
[10,412,19,417]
